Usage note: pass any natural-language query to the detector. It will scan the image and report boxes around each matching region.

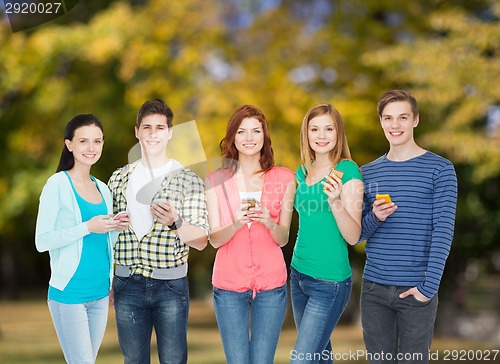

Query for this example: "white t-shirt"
[127,160,172,241]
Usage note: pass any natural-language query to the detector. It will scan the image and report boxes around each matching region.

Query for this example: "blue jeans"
[290,268,352,364]
[360,280,438,364]
[48,296,109,364]
[113,275,189,364]
[213,284,287,364]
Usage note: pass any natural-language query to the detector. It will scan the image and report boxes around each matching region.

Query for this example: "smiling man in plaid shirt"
[108,99,209,364]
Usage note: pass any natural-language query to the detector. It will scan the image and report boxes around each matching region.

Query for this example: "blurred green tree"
[0,0,497,302]
[362,3,500,289]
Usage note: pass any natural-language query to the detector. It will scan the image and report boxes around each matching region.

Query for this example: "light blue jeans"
[213,284,287,364]
[48,296,109,364]
[290,268,352,364]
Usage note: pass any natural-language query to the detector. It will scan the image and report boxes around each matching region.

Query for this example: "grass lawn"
[0,299,494,363]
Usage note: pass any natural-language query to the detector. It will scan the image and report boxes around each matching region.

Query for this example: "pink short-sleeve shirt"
[208,166,294,296]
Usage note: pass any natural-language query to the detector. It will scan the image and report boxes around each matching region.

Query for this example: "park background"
[0,0,499,363]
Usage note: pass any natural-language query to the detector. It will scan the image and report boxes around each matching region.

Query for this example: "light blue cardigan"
[35,171,118,291]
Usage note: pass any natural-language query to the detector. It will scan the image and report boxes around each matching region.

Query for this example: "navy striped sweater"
[360,151,458,298]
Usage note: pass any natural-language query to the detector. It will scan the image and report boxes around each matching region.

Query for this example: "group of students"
[35,89,458,364]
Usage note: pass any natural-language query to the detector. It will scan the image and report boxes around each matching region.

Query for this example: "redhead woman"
[205,105,296,364]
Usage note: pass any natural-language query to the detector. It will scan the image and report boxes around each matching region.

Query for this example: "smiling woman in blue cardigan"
[35,114,128,364]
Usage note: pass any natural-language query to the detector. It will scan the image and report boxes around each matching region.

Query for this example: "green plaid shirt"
[108,160,209,278]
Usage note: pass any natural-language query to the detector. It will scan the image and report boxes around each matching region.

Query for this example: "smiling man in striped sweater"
[359,89,458,364]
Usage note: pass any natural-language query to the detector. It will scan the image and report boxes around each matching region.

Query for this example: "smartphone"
[241,198,256,209]
[376,194,392,204]
[112,211,129,220]
[324,168,344,189]
[329,168,344,180]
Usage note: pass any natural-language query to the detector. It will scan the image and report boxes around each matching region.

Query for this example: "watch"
[168,216,183,230]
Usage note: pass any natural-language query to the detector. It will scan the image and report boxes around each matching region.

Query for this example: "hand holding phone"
[324,168,344,190]
[373,194,396,222]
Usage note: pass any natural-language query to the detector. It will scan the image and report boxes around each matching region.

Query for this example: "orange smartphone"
[376,194,392,204]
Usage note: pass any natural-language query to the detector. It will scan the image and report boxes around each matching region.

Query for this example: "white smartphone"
[112,211,129,220]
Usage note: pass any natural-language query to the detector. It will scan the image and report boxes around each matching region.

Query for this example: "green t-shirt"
[292,159,363,281]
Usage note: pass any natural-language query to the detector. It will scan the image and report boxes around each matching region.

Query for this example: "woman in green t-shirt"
[290,104,363,364]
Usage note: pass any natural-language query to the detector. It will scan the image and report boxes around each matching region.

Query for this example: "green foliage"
[361,2,500,263]
[0,0,498,297]
[364,4,500,181]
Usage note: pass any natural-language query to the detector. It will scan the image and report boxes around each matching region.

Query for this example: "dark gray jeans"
[360,280,438,364]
